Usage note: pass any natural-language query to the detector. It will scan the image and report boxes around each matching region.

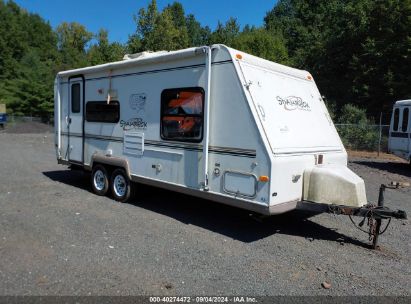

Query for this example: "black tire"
[110,168,134,202]
[91,164,109,196]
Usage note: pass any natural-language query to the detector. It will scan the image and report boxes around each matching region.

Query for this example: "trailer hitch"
[328,184,407,249]
[297,183,407,249]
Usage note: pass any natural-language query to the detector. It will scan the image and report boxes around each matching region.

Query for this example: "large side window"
[71,83,80,113]
[402,108,409,132]
[86,101,120,123]
[161,87,204,142]
[393,108,400,131]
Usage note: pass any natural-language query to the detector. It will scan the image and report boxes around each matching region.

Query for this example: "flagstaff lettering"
[276,96,311,111]
[120,118,147,130]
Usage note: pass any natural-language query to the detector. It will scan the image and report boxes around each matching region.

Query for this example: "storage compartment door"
[223,171,257,198]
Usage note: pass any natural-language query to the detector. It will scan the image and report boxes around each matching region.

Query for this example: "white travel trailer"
[54,44,406,248]
[54,44,368,213]
[388,100,411,163]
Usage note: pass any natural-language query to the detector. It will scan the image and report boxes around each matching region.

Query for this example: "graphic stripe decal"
[60,132,256,157]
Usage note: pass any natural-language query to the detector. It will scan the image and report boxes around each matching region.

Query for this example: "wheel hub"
[93,170,105,191]
[113,175,126,197]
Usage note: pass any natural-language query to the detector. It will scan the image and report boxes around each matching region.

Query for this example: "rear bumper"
[268,199,299,215]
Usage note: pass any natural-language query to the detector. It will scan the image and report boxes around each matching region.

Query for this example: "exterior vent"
[123,131,144,156]
[123,51,168,60]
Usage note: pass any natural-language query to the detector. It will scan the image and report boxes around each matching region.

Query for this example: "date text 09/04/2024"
[149,296,257,303]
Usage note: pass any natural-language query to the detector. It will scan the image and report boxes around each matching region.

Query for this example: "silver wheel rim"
[113,174,127,197]
[93,170,106,191]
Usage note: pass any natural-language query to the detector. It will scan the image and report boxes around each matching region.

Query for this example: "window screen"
[161,87,204,142]
[402,108,409,132]
[393,108,400,131]
[86,101,120,123]
[71,83,80,113]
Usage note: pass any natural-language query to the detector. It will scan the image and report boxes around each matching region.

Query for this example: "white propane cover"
[303,165,367,207]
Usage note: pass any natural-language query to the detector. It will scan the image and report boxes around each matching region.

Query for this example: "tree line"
[0,0,409,122]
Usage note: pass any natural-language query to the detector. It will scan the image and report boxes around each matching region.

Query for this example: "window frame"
[71,83,81,113]
[160,87,205,143]
[401,108,409,133]
[393,108,400,131]
[85,100,120,123]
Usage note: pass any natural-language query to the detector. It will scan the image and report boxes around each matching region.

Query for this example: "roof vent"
[123,50,168,60]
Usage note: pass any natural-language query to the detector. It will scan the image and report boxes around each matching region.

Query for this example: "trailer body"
[388,100,411,163]
[54,45,367,214]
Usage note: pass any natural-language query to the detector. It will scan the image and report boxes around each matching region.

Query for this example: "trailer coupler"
[298,184,407,249]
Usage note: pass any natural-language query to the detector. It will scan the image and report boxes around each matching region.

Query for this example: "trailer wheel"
[110,168,133,202]
[91,165,109,196]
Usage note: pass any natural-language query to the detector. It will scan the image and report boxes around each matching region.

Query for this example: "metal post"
[201,46,212,191]
[372,184,385,249]
[378,112,382,157]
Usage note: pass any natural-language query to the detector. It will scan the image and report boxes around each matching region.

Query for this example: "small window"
[71,83,80,113]
[161,87,204,142]
[86,101,120,123]
[393,108,400,131]
[402,108,409,132]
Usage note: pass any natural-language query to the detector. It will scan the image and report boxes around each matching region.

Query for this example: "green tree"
[164,2,189,48]
[232,28,290,64]
[210,17,240,45]
[88,29,126,65]
[0,0,57,117]
[265,0,411,120]
[150,9,186,51]
[186,14,211,46]
[56,22,93,69]
[129,0,191,52]
[336,104,379,150]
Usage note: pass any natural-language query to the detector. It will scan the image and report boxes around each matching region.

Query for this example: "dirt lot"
[0,131,410,296]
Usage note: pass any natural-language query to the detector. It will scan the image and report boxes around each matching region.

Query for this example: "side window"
[86,101,120,123]
[402,108,409,132]
[71,83,80,113]
[161,87,204,142]
[393,108,400,131]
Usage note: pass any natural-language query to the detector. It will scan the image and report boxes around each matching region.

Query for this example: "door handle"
[65,116,72,125]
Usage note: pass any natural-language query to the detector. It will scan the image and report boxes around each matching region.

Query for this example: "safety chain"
[348,204,392,241]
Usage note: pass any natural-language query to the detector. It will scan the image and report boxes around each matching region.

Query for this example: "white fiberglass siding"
[239,62,343,154]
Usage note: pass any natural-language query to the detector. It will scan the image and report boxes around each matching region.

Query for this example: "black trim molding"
[391,132,409,138]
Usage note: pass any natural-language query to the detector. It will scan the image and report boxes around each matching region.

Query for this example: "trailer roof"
[57,46,204,77]
[57,44,311,81]
[394,99,411,106]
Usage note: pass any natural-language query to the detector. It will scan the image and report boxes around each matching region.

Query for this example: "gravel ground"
[0,133,410,296]
[1,121,53,134]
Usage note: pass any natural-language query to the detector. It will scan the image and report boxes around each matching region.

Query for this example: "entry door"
[390,107,410,159]
[405,107,411,156]
[68,78,84,163]
[398,107,410,156]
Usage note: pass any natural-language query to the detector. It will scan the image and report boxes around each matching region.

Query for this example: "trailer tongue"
[297,183,407,249]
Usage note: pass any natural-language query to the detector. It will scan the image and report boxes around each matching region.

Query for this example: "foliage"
[336,104,379,151]
[265,0,411,120]
[88,29,126,65]
[186,14,211,46]
[209,18,240,46]
[56,22,93,69]
[0,0,57,117]
[232,28,290,64]
[0,1,126,117]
